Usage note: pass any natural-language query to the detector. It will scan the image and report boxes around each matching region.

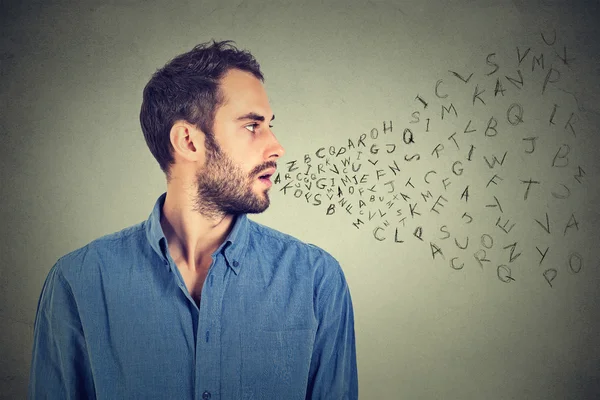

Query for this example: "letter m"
[441,103,458,120]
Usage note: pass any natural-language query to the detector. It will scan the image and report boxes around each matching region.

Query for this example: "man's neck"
[160,189,235,273]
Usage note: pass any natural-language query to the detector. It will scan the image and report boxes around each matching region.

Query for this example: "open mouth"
[257,167,276,181]
[256,168,276,186]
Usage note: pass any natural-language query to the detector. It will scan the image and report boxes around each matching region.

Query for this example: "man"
[28,40,358,399]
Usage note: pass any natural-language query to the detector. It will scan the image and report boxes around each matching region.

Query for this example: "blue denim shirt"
[29,193,358,399]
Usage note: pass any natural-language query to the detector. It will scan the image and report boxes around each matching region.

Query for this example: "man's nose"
[267,131,285,160]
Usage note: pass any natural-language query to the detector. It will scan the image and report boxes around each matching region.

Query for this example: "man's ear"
[169,121,206,164]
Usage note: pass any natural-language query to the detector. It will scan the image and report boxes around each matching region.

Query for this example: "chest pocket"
[240,329,314,400]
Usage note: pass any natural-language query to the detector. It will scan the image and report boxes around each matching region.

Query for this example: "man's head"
[140,40,285,217]
[140,40,264,178]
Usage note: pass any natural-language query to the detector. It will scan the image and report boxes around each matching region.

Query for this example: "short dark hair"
[139,40,264,179]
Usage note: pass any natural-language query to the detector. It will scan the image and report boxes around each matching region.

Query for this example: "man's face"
[193,69,285,218]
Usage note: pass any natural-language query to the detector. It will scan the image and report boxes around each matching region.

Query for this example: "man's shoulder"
[245,219,352,301]
[52,221,147,278]
[246,218,341,270]
[247,218,327,252]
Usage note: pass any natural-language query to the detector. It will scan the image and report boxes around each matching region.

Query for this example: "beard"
[192,134,276,219]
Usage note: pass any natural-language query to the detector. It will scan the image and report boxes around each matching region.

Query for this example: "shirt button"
[233,260,239,267]
[202,391,211,400]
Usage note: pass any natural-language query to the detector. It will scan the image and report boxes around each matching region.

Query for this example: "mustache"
[249,161,277,177]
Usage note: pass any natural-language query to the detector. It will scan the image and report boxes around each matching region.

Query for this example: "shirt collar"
[144,192,249,275]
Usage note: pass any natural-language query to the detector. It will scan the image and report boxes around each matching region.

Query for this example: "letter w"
[483,151,507,168]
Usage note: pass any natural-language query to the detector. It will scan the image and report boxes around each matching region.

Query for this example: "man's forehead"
[219,69,264,93]
[217,96,274,120]
[217,71,273,120]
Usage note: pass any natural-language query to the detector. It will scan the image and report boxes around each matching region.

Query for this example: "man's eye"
[245,123,258,133]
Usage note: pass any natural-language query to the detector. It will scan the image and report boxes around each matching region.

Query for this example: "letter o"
[481,234,493,249]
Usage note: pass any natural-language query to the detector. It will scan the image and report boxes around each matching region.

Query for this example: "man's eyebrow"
[236,113,275,122]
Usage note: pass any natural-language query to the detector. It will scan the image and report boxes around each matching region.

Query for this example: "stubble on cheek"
[194,150,269,217]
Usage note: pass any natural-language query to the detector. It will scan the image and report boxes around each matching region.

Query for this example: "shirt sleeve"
[28,264,96,400]
[306,258,358,400]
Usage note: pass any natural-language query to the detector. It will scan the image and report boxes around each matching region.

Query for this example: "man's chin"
[229,193,270,215]
[246,200,270,214]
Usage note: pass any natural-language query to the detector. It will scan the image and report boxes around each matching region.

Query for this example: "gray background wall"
[1,0,599,398]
